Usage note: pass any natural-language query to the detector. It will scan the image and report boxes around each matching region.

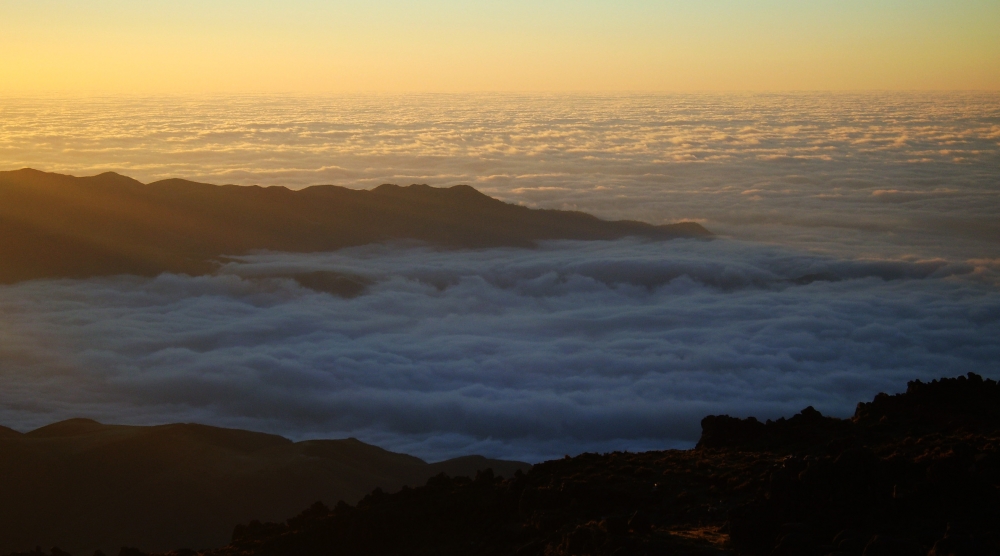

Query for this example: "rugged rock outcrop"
[5,374,997,556]
[719,374,1000,556]
[199,373,999,556]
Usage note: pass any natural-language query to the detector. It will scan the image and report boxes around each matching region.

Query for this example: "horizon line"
[3,88,1000,98]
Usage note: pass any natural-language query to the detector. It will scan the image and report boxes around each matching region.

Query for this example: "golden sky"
[2,0,998,93]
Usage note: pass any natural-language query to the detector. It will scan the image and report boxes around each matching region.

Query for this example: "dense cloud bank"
[1,239,997,462]
[1,94,998,461]
[2,93,998,259]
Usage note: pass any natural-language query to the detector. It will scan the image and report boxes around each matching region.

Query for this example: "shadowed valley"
[0,169,711,284]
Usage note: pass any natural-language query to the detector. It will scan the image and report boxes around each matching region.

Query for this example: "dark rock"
[602,515,629,536]
[832,530,869,554]
[929,525,994,556]
[627,510,652,534]
[728,502,778,555]
[771,523,815,556]
[854,374,1000,434]
[5,372,1000,556]
[698,406,853,451]
[862,536,922,556]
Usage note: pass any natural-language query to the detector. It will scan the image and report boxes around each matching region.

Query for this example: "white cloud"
[0,239,996,462]
[3,93,998,261]
[1,93,998,462]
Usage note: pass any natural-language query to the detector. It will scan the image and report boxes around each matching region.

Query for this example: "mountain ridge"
[0,169,712,284]
[0,418,530,554]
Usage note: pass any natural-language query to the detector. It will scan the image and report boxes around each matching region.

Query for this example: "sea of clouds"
[0,93,998,461]
[1,239,997,462]
[2,93,998,258]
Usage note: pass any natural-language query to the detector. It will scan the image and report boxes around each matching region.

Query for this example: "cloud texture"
[1,239,997,462]
[1,94,998,461]
[2,93,998,259]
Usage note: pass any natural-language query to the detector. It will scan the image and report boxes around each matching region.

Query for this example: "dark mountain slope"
[0,419,529,554]
[117,373,995,556]
[0,169,711,283]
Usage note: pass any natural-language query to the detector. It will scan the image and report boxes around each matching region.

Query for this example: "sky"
[1,0,998,93]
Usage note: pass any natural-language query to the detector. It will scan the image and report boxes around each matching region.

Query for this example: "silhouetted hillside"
[8,375,996,556]
[0,169,711,283]
[120,373,995,556]
[0,420,529,554]
[698,372,1000,451]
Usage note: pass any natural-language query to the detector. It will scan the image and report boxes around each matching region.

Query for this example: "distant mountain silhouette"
[0,169,712,284]
[0,419,529,554]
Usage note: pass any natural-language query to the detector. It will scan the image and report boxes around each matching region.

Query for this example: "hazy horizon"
[3,92,998,258]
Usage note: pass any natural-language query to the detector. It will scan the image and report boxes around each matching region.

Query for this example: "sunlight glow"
[1,0,998,93]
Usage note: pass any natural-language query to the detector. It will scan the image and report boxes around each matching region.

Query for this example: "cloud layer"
[2,93,998,260]
[1,94,998,461]
[1,239,997,462]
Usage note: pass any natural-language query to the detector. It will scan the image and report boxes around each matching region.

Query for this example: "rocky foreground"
[8,373,999,556]
[0,421,529,554]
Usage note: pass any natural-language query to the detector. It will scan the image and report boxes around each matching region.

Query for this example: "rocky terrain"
[0,169,711,284]
[7,373,997,556]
